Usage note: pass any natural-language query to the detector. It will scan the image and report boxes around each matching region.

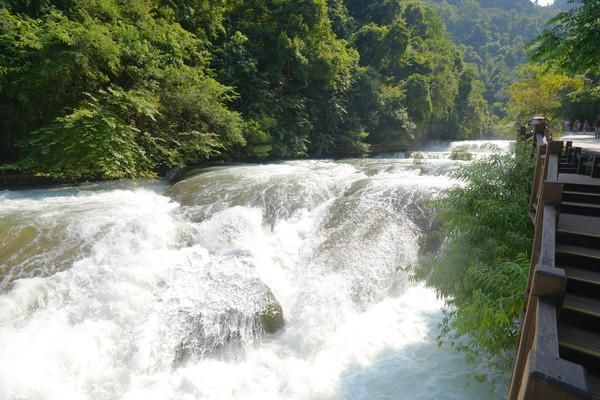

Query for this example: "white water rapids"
[0,141,513,400]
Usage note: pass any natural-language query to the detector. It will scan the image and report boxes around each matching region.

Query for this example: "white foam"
[0,141,511,399]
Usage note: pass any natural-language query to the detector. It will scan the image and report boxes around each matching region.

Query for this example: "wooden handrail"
[509,141,589,400]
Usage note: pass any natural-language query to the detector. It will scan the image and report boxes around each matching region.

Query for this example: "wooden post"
[510,295,539,400]
[530,145,547,214]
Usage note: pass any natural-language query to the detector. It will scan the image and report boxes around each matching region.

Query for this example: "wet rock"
[449,146,473,161]
[259,290,284,334]
[173,287,284,366]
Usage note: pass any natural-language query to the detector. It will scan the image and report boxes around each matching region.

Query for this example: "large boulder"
[173,285,284,366]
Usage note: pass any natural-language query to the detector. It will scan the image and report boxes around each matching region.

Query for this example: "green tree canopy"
[0,0,501,178]
[529,0,600,75]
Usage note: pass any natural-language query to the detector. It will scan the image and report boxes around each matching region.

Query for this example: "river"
[0,141,512,400]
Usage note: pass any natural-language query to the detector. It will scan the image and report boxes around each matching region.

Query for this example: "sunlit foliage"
[414,143,534,369]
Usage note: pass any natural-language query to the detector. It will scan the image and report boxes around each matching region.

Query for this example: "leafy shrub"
[414,142,534,371]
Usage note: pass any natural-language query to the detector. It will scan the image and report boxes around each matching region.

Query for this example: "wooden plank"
[510,296,539,400]
[556,244,600,260]
[540,206,557,267]
[559,214,600,238]
[544,182,564,206]
[565,267,600,285]
[531,147,547,211]
[532,265,566,299]
[563,191,600,198]
[548,153,560,182]
[587,373,600,400]
[519,349,591,400]
[562,202,600,210]
[563,294,600,318]
[535,298,559,355]
[550,141,565,155]
[559,174,600,187]
[559,323,600,358]
[529,201,546,288]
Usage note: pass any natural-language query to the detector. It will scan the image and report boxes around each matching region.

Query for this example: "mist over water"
[0,141,512,400]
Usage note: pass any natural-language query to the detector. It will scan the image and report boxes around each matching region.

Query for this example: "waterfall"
[0,141,511,400]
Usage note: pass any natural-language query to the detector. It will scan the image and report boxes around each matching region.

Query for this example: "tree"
[0,1,244,178]
[529,0,600,75]
[1,0,499,177]
[426,0,558,119]
[506,64,583,126]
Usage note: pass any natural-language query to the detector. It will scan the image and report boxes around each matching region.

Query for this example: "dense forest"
[0,0,491,179]
[426,0,558,120]
[3,1,594,181]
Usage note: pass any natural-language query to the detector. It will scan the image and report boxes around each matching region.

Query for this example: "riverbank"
[1,137,514,190]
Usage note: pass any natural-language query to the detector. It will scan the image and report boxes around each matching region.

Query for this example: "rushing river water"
[0,141,513,400]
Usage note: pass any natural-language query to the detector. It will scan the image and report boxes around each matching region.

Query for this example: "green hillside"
[426,0,558,118]
[0,0,488,179]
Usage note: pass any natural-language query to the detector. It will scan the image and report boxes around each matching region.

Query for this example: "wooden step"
[556,244,600,261]
[558,214,600,238]
[558,214,600,248]
[564,191,600,199]
[564,294,600,318]
[561,201,600,217]
[566,267,600,285]
[563,201,600,209]
[563,191,600,205]
[560,174,600,195]
[561,167,579,174]
[559,323,600,358]
[560,173,600,189]
[588,372,600,400]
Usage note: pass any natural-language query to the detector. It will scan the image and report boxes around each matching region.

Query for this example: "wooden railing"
[508,140,591,400]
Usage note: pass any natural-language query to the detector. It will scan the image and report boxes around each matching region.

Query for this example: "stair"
[556,177,600,399]
[557,214,600,249]
[563,294,600,319]
[590,373,600,399]
[566,268,600,285]
[561,201,600,217]
[560,163,579,174]
[559,323,600,358]
[563,191,600,205]
[556,244,600,269]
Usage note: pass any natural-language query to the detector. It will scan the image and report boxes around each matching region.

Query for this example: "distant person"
[595,116,600,139]
[563,120,571,132]
[574,119,581,132]
[583,120,590,132]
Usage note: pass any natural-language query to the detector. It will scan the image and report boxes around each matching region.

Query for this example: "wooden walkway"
[509,136,600,400]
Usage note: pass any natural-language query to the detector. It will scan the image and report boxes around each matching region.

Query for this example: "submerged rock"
[173,286,284,366]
